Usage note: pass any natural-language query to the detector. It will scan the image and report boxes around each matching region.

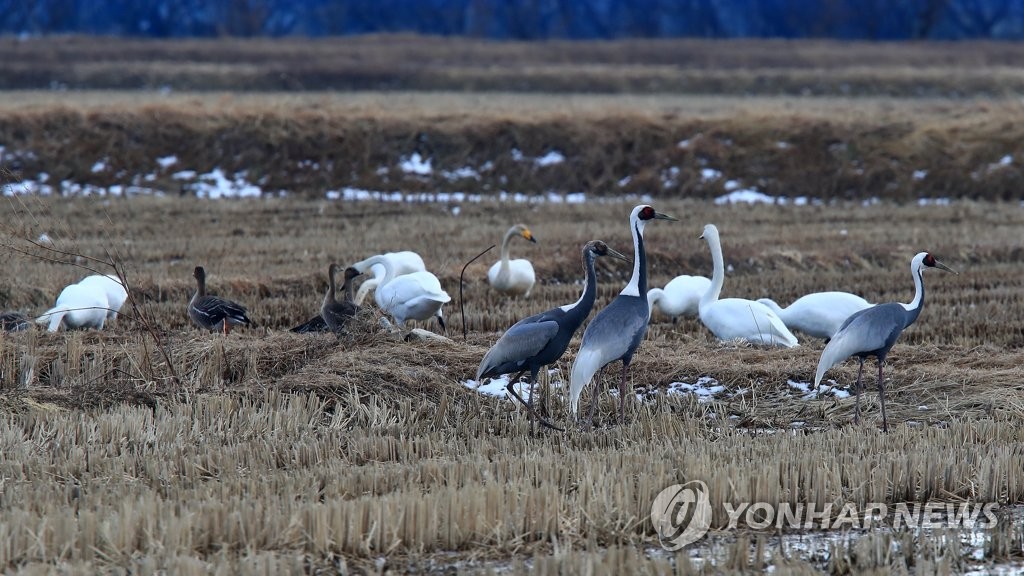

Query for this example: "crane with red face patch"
[814,252,957,432]
[569,205,678,427]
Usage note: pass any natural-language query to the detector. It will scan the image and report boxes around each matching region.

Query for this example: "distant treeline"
[2,0,1023,40]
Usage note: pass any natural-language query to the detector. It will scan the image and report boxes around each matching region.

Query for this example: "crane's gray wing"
[477,320,559,379]
[815,304,904,385]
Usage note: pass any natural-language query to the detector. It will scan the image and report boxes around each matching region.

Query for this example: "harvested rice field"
[1,191,1023,574]
[1,36,1023,574]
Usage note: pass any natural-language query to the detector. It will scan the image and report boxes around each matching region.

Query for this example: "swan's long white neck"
[621,217,646,297]
[365,256,395,285]
[700,230,724,310]
[499,227,517,270]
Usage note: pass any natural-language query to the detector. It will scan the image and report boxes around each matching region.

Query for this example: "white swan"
[647,275,711,322]
[487,224,537,297]
[354,251,426,305]
[36,283,109,332]
[77,274,128,319]
[698,224,798,347]
[356,255,451,332]
[757,292,873,340]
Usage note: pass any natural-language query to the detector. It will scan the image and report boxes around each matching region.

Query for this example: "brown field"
[1,35,1024,573]
[2,191,1024,574]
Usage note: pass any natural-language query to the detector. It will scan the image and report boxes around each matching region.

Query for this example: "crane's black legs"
[618,361,629,424]
[586,367,605,429]
[877,361,888,433]
[854,357,865,424]
[504,370,563,432]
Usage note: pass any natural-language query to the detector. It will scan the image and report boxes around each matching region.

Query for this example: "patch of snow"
[918,197,951,206]
[663,377,726,403]
[723,179,742,191]
[91,160,107,173]
[441,166,480,181]
[700,168,722,182]
[37,172,49,183]
[661,166,680,188]
[776,141,791,149]
[912,169,928,181]
[677,138,692,149]
[375,166,389,176]
[325,190,340,200]
[862,197,881,206]
[399,153,432,176]
[618,175,632,187]
[715,189,776,205]
[156,155,178,169]
[188,168,261,199]
[172,170,197,180]
[534,151,565,167]
[791,379,851,400]
[451,206,461,216]
[999,154,1013,166]
[839,229,848,236]
[511,148,525,162]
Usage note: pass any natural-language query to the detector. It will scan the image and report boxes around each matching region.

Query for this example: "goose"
[355,255,450,333]
[487,224,537,297]
[477,240,629,432]
[1,311,30,332]
[698,224,798,347]
[569,205,677,426]
[647,275,711,322]
[757,292,873,340]
[815,252,956,431]
[322,264,362,333]
[354,251,426,305]
[36,283,109,332]
[188,266,253,334]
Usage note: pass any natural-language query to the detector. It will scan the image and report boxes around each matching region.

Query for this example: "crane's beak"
[606,246,631,263]
[654,212,678,222]
[934,260,958,274]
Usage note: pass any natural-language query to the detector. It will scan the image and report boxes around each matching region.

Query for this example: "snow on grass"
[715,188,776,205]
[156,155,178,169]
[441,166,480,181]
[463,369,562,401]
[912,169,928,180]
[91,159,108,173]
[534,150,565,167]
[700,168,722,182]
[189,168,261,199]
[661,166,680,188]
[617,175,632,187]
[172,170,197,180]
[789,379,850,400]
[399,153,432,176]
[918,197,951,206]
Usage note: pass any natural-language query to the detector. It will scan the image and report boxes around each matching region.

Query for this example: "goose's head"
[343,266,363,281]
[193,266,206,282]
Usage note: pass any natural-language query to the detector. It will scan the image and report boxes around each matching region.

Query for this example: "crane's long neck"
[901,261,925,328]
[561,251,598,315]
[700,234,724,310]
[499,228,516,270]
[621,219,646,297]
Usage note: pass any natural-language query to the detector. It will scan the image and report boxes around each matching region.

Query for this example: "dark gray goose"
[188,266,253,334]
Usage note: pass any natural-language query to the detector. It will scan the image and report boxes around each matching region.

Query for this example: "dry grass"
[4,35,1024,96]
[1,193,1024,573]
[1,92,1023,201]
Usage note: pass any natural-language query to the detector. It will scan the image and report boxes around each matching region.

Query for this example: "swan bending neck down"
[356,255,451,333]
[647,275,712,322]
[698,224,798,348]
[36,283,109,332]
[757,292,872,340]
[354,251,426,305]
[488,224,537,297]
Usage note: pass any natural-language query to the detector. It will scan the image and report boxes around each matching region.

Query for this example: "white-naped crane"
[757,291,873,340]
[187,266,254,335]
[354,251,426,305]
[698,224,798,347]
[477,240,630,433]
[569,205,677,427]
[487,224,538,297]
[814,252,956,432]
[647,274,711,322]
[355,255,450,334]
